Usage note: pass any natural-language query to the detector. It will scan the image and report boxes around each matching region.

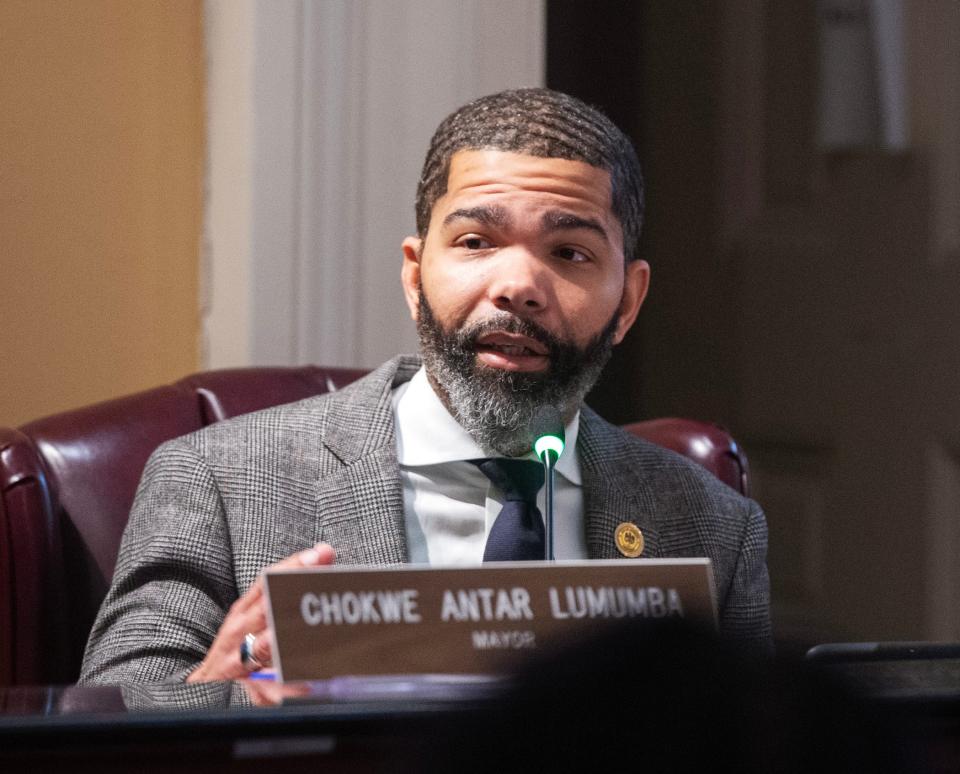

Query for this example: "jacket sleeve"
[718,499,773,655]
[79,438,237,684]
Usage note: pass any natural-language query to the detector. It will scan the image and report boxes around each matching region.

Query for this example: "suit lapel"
[308,362,662,565]
[315,446,407,565]
[579,408,661,560]
[313,356,420,565]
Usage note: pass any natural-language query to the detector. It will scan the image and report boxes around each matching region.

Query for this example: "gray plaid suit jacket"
[80,355,771,683]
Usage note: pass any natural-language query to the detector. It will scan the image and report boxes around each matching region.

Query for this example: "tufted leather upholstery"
[0,366,746,686]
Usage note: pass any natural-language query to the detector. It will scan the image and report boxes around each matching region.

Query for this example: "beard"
[416,289,618,457]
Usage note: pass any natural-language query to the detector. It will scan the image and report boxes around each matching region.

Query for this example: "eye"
[456,235,495,251]
[553,246,591,263]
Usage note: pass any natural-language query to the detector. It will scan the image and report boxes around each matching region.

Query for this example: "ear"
[401,236,423,322]
[612,259,650,345]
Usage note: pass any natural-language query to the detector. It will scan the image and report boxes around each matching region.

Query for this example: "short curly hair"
[415,88,645,262]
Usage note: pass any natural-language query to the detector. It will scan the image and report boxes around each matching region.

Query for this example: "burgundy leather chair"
[0,367,747,686]
[621,418,750,500]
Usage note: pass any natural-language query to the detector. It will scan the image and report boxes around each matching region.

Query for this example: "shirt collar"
[393,366,582,485]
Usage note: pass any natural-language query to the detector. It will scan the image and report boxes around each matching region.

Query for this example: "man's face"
[401,150,649,455]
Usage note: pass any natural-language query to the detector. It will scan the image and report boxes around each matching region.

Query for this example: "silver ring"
[239,632,264,672]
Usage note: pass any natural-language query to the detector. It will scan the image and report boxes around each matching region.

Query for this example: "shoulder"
[578,409,770,647]
[150,355,420,471]
[579,406,744,501]
[578,406,760,547]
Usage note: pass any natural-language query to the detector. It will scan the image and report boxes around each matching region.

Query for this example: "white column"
[203,0,545,369]
[202,0,256,368]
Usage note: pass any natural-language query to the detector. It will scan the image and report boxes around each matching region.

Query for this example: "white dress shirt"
[392,367,587,565]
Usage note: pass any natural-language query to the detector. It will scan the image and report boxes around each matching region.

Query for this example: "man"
[80,88,771,684]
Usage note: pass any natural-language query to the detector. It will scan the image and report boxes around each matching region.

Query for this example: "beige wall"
[0,1,204,427]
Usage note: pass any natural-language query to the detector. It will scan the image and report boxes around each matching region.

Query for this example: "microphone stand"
[542,449,558,561]
[532,408,564,562]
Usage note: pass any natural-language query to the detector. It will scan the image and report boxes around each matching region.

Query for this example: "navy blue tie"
[473,458,546,561]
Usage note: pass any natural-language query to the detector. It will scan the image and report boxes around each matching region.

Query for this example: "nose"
[486,250,548,313]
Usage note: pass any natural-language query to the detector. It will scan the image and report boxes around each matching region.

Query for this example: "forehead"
[435,150,616,223]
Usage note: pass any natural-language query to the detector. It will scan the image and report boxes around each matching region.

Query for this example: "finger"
[310,542,337,565]
[268,543,337,572]
[221,543,337,670]
[236,630,271,674]
[252,628,273,667]
[231,579,264,614]
[230,606,268,639]
[242,679,310,707]
[218,599,268,658]
[234,543,334,614]
[242,679,277,707]
[235,634,265,675]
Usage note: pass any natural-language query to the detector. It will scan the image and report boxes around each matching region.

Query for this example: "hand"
[241,678,313,707]
[186,542,336,683]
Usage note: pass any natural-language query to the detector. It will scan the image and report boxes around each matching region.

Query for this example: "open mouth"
[475,332,548,354]
[474,332,550,371]
[482,342,540,356]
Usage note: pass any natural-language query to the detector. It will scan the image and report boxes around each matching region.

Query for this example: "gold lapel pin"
[615,522,644,558]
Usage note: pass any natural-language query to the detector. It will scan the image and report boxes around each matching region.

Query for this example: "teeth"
[494,344,531,355]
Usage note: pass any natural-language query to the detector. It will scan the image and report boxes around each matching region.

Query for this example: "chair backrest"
[0,366,364,686]
[0,366,747,686]
[622,417,750,499]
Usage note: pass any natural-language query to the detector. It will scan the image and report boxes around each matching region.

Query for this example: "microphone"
[530,406,565,561]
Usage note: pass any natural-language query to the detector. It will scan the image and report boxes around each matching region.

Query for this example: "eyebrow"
[442,205,511,229]
[441,204,609,243]
[541,210,609,242]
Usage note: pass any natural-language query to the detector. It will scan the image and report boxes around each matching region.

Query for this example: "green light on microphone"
[534,434,565,461]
